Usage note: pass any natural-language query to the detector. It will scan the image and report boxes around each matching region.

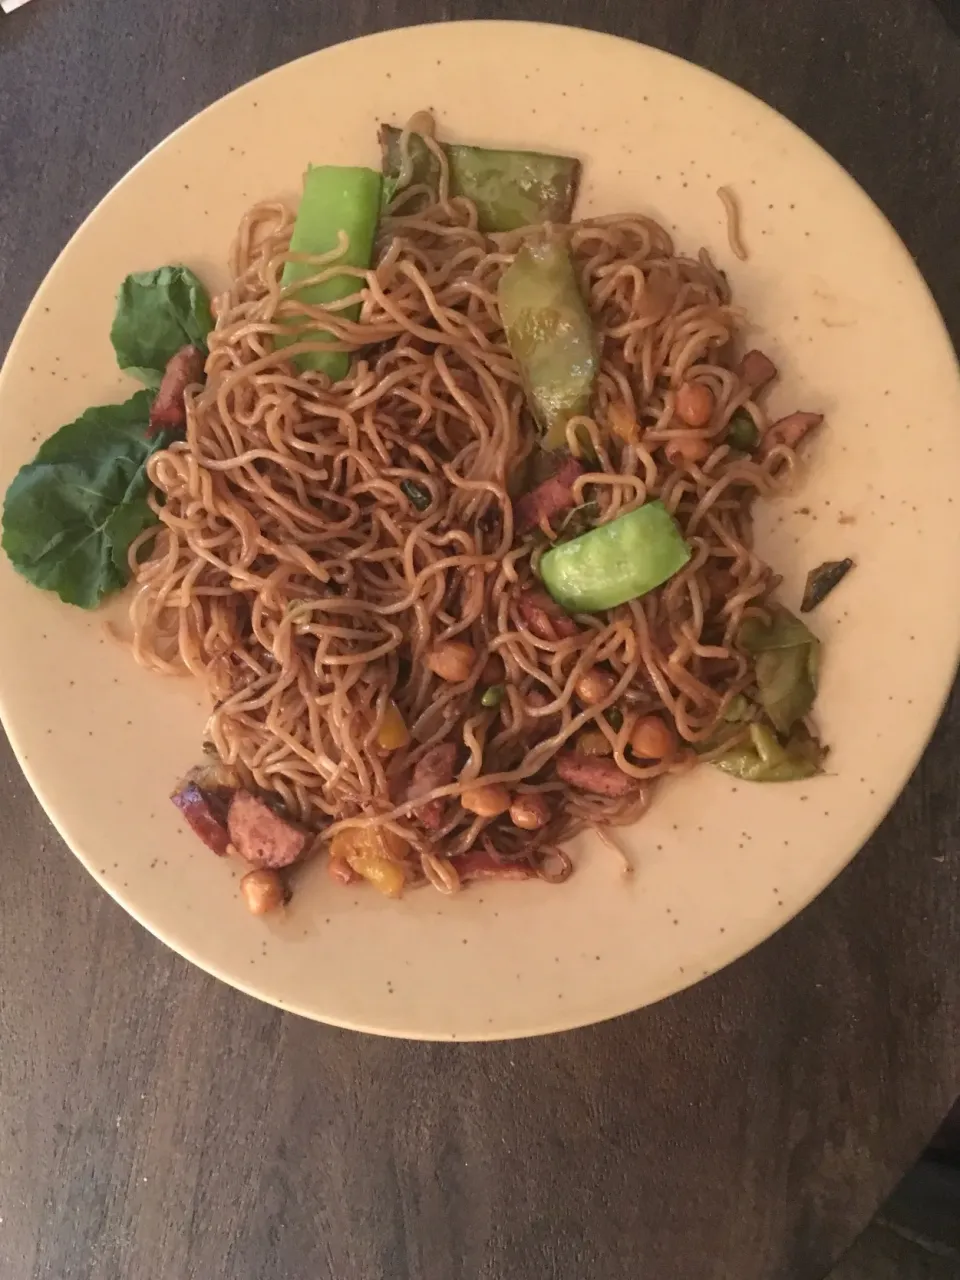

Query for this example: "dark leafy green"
[110,267,212,387]
[738,607,819,734]
[556,500,600,543]
[801,558,854,612]
[712,722,825,782]
[2,392,167,609]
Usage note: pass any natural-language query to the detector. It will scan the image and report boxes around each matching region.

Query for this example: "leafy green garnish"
[1,392,168,609]
[738,607,819,734]
[712,722,825,782]
[722,693,755,723]
[110,267,212,388]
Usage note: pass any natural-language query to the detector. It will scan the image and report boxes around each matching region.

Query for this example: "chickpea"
[577,730,613,757]
[427,641,476,683]
[629,714,678,761]
[675,381,715,427]
[575,668,616,705]
[240,868,287,916]
[665,436,711,466]
[510,794,551,830]
[460,782,512,818]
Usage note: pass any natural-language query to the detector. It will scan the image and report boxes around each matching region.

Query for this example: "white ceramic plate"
[1,22,958,1040]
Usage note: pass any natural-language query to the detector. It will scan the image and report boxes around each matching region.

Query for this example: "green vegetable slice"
[379,125,582,232]
[277,165,383,380]
[539,501,691,613]
[738,607,819,734]
[110,267,212,387]
[498,241,599,450]
[713,722,825,782]
[2,392,167,609]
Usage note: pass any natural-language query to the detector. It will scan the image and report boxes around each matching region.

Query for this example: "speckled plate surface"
[0,22,958,1040]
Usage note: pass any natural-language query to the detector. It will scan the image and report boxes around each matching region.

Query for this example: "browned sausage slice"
[409,743,458,830]
[737,349,778,392]
[453,850,537,881]
[515,457,585,533]
[171,781,231,855]
[227,791,308,868]
[555,754,638,797]
[148,344,206,435]
[759,412,823,458]
[517,589,578,641]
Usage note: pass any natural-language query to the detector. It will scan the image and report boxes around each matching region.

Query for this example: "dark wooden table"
[1,3,958,1278]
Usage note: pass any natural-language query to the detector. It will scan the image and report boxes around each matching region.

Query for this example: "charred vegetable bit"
[801,559,854,613]
[713,722,824,782]
[726,410,760,452]
[400,478,432,511]
[556,500,601,542]
[277,165,383,380]
[379,125,582,231]
[498,242,599,450]
[540,500,691,614]
[738,607,819,735]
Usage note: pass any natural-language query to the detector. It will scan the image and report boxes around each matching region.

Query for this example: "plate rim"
[1,19,959,1039]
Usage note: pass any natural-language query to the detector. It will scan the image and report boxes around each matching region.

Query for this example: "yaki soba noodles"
[3,114,834,916]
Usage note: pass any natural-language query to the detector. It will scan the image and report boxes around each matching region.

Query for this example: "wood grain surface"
[0,2,958,1278]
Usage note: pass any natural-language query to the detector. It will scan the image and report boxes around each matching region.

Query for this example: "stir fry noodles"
[3,114,832,914]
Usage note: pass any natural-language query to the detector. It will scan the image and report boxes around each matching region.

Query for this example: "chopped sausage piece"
[147,344,206,436]
[328,857,360,886]
[171,781,231,855]
[409,743,458,830]
[759,412,823,458]
[555,753,638,797]
[736,349,778,392]
[517,589,578,641]
[515,457,585,533]
[453,849,537,882]
[227,791,308,869]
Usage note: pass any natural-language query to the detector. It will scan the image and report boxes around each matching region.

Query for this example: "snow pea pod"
[498,241,599,450]
[539,501,691,614]
[379,125,581,232]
